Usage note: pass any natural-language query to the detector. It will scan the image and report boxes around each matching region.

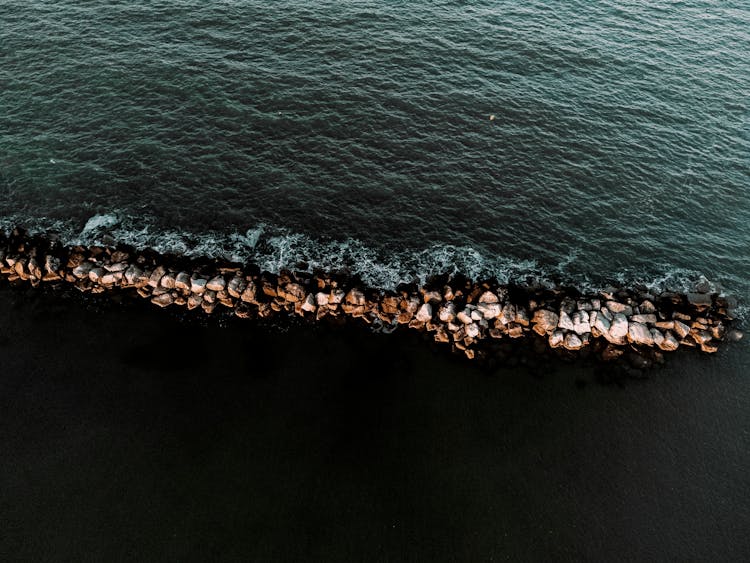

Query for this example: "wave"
[0,212,744,308]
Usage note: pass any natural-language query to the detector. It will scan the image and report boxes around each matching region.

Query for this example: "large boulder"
[190,277,207,294]
[415,303,433,323]
[438,302,456,323]
[457,309,473,325]
[160,273,176,289]
[608,313,629,342]
[658,331,680,351]
[148,266,166,288]
[72,262,93,279]
[206,276,226,292]
[227,275,247,298]
[673,320,691,339]
[282,283,306,303]
[532,310,559,335]
[549,330,564,348]
[558,311,575,331]
[628,322,654,346]
[478,291,499,304]
[563,333,583,350]
[301,293,316,313]
[499,303,516,326]
[606,301,633,316]
[592,311,611,334]
[571,311,591,335]
[477,302,501,320]
[240,281,258,303]
[151,293,174,308]
[345,288,366,306]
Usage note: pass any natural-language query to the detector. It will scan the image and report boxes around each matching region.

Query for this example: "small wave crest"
[0,213,745,311]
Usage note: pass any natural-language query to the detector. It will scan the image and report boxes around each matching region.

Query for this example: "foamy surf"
[0,212,745,310]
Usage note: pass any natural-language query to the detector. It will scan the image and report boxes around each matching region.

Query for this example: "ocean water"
[1,0,748,294]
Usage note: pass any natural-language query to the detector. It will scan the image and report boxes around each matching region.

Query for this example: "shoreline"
[0,227,743,369]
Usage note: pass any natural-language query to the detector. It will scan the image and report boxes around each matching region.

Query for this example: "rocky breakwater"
[0,228,743,365]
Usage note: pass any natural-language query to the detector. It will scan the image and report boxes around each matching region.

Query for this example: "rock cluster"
[0,228,742,364]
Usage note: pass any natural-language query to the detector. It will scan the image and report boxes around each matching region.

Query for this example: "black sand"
[1,287,749,561]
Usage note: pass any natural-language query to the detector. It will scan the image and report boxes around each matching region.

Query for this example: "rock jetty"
[0,228,742,365]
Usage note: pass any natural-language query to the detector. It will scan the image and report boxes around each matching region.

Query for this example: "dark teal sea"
[1,1,749,560]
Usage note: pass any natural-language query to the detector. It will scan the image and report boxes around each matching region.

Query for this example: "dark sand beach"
[1,286,748,561]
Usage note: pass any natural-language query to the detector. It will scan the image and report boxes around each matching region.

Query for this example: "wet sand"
[1,286,749,561]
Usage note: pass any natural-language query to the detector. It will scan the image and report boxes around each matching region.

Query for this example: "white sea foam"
[0,213,746,315]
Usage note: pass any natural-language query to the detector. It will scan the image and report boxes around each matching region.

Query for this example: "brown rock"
[151,293,174,308]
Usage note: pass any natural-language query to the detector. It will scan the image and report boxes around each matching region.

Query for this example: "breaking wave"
[1,212,745,312]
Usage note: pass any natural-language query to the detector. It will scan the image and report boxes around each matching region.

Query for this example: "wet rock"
[489,328,504,339]
[592,311,611,334]
[465,323,481,338]
[226,275,247,298]
[148,266,166,288]
[507,325,524,339]
[608,314,629,341]
[691,330,713,346]
[532,310,559,335]
[72,262,93,279]
[282,283,306,303]
[560,297,576,315]
[380,296,400,315]
[457,309,473,325]
[438,302,456,323]
[727,329,744,342]
[123,265,143,286]
[301,293,316,312]
[240,281,258,303]
[151,293,174,308]
[650,328,665,349]
[478,291,499,303]
[206,276,226,292]
[104,261,128,273]
[549,330,564,348]
[571,311,591,335]
[606,301,633,316]
[658,331,680,351]
[558,311,575,331]
[346,288,366,306]
[631,314,656,325]
[700,341,719,353]
[88,267,104,284]
[515,307,529,326]
[329,289,346,304]
[100,272,122,286]
[423,290,442,304]
[687,292,712,309]
[628,322,653,346]
[160,273,176,289]
[434,326,450,343]
[673,320,690,339]
[416,303,433,323]
[640,300,656,314]
[187,294,203,310]
[564,333,583,350]
[190,277,207,294]
[477,302,501,320]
